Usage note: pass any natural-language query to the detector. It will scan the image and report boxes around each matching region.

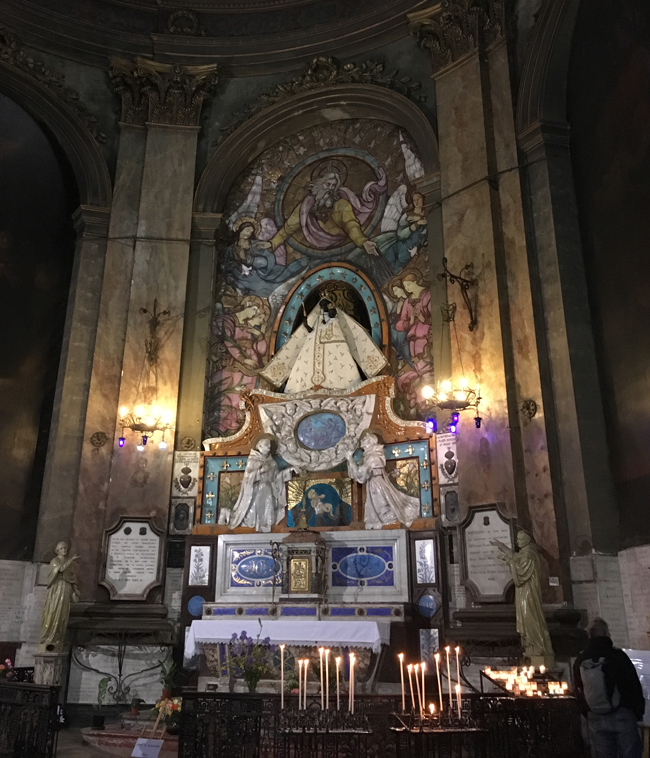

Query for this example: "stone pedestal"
[34,651,68,687]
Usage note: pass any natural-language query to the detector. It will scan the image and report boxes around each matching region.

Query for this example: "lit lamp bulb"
[119,406,129,418]
[441,380,452,392]
[135,405,145,418]
[159,440,168,450]
[136,444,144,452]
[422,385,435,400]
[161,410,174,425]
[459,377,469,388]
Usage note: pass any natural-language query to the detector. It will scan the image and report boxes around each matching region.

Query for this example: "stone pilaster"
[410,3,565,599]
[35,206,110,561]
[68,60,217,599]
[176,213,222,452]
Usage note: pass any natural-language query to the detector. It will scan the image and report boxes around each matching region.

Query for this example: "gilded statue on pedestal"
[492,531,554,663]
[39,541,80,653]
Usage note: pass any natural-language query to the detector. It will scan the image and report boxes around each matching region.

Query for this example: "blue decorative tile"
[212,607,237,615]
[281,607,317,616]
[245,607,270,615]
[330,607,356,616]
[187,595,205,617]
[366,607,393,616]
[331,546,395,587]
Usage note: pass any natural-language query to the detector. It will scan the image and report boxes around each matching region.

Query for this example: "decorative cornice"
[109,57,218,127]
[219,55,425,140]
[0,27,106,143]
[409,0,507,77]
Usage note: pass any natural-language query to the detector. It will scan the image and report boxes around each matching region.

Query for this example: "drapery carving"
[109,57,218,127]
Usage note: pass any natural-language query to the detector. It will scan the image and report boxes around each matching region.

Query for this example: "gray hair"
[588,617,610,639]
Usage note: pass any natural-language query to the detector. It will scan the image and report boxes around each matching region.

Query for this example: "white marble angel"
[227,436,297,532]
[259,297,387,393]
[346,433,420,529]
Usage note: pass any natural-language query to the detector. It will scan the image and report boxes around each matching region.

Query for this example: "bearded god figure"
[267,161,387,257]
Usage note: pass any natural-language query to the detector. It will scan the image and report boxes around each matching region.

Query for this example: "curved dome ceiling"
[0,0,427,74]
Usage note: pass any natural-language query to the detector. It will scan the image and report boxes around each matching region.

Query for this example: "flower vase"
[245,676,260,694]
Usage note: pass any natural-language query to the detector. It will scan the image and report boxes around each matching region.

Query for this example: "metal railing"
[0,681,59,758]
[179,691,587,758]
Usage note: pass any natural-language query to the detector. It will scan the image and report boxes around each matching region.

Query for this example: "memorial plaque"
[101,518,164,600]
[460,503,515,602]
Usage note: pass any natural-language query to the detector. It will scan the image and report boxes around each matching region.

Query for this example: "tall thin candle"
[280,645,285,710]
[407,664,415,712]
[325,649,330,710]
[303,659,309,711]
[298,659,303,711]
[349,654,356,715]
[318,648,324,710]
[414,664,423,714]
[421,662,426,715]
[455,647,461,696]
[455,684,461,719]
[435,653,443,712]
[335,656,341,711]
[398,653,406,713]
[445,646,453,710]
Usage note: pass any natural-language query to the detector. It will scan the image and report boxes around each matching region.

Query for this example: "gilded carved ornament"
[0,27,106,143]
[409,0,509,76]
[109,57,219,127]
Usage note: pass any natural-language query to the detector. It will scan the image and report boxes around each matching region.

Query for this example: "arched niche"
[194,84,439,214]
[271,262,389,354]
[0,61,112,209]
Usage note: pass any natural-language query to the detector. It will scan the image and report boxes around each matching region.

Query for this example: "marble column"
[411,2,564,598]
[69,59,218,599]
[35,205,110,561]
[175,213,222,452]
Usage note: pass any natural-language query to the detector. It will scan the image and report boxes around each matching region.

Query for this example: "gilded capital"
[110,57,219,127]
[409,1,506,76]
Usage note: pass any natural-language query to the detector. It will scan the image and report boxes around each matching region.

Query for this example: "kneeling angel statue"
[347,433,420,529]
[227,436,298,532]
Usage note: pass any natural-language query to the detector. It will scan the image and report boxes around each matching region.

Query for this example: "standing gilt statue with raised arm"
[491,531,554,664]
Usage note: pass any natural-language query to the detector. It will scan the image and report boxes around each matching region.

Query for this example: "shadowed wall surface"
[0,92,77,559]
[569,0,650,547]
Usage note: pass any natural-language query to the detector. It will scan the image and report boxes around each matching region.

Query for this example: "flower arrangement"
[153,696,182,723]
[229,630,276,693]
[0,659,13,679]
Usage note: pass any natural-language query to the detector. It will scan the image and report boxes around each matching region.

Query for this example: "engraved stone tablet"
[101,518,163,600]
[460,504,514,602]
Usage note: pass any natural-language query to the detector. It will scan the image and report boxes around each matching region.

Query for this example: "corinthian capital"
[409,0,506,77]
[110,57,218,127]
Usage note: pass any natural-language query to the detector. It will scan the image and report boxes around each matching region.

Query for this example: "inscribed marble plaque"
[0,560,26,639]
[462,506,513,601]
[436,433,458,485]
[103,521,162,600]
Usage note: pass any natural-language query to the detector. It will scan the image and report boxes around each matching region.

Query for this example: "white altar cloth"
[185,619,391,659]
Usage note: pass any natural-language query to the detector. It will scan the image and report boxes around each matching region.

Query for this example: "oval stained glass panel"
[296,412,346,450]
[338,553,386,581]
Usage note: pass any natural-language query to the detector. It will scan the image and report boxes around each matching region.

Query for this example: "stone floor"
[57,728,107,757]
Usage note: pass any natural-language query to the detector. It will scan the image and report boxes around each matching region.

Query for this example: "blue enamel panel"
[230,549,282,588]
[366,608,393,616]
[418,595,438,618]
[296,412,346,450]
[338,553,386,580]
[331,546,394,588]
[211,607,237,615]
[245,607,270,615]
[187,595,205,617]
[281,607,317,616]
[330,607,356,616]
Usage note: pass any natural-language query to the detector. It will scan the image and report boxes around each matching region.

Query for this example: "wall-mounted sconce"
[118,405,174,450]
[421,380,482,430]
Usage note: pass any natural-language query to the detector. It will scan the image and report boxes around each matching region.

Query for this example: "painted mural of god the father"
[266,160,387,257]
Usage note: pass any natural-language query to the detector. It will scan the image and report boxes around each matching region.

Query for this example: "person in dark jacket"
[573,617,645,758]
